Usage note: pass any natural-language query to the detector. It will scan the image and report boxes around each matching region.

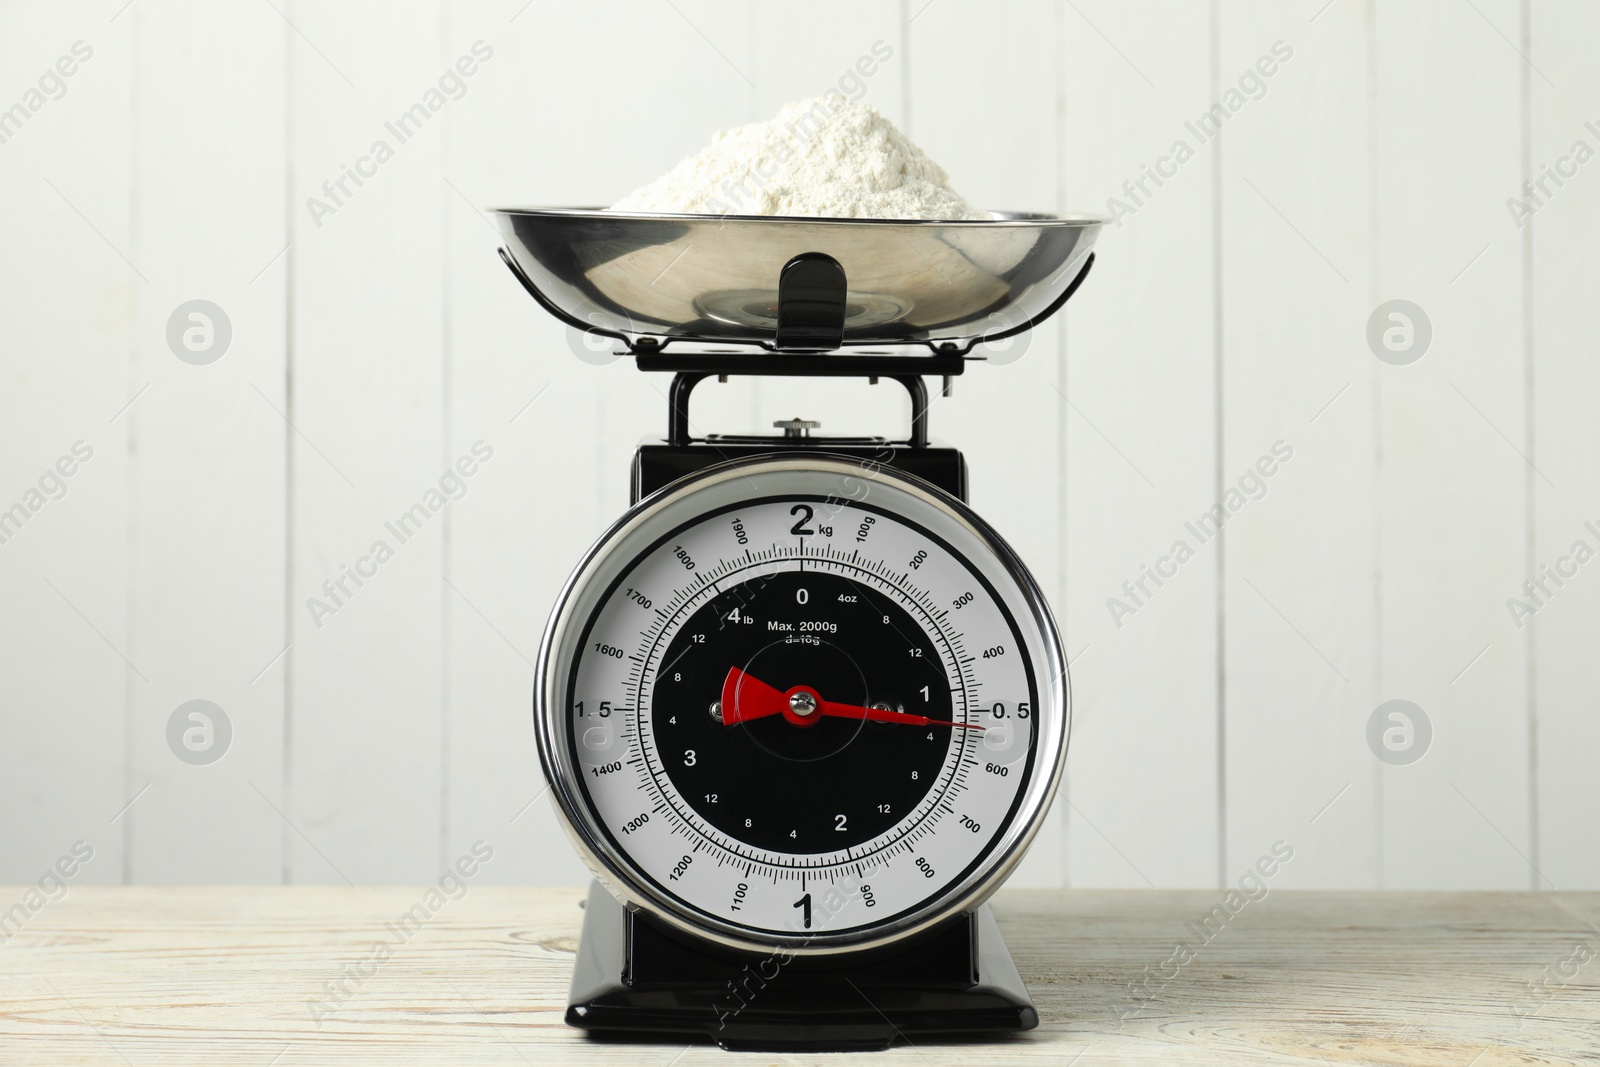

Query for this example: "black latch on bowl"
[774,252,847,352]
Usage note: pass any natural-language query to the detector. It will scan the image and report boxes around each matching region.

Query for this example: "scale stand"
[632,350,968,504]
[566,882,1036,1052]
[574,348,1038,1050]
[499,242,1095,1051]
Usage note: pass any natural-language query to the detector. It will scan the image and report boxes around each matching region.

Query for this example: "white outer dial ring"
[535,455,1069,955]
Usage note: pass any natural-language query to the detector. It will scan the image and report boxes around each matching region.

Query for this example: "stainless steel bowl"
[492,208,1103,351]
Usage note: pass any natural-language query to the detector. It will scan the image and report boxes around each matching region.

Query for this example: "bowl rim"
[489,206,1110,227]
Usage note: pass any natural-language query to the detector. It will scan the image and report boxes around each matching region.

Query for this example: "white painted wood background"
[2,0,1594,891]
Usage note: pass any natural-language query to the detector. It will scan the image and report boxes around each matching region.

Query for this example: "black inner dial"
[649,569,958,853]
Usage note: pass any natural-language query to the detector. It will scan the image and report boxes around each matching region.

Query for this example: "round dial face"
[539,458,1067,954]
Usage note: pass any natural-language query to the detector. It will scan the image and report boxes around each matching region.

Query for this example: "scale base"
[564,881,1037,1051]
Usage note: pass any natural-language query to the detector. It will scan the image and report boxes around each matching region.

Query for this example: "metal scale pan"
[492,208,1104,354]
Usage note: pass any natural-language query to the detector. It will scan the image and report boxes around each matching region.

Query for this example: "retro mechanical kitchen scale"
[492,207,1101,1050]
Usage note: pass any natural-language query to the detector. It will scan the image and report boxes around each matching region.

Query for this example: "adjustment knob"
[773,418,820,439]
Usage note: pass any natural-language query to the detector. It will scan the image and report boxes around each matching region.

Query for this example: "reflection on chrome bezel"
[534,455,1069,955]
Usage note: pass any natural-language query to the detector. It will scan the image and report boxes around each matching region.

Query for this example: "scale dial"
[536,456,1068,954]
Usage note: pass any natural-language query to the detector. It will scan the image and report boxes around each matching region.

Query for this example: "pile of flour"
[611,96,990,221]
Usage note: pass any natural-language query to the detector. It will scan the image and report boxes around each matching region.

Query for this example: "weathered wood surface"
[2,887,1597,1065]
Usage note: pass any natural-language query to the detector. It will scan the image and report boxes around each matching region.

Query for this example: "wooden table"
[3,886,1598,1064]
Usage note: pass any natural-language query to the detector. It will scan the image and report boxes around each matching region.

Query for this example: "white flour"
[610,96,990,221]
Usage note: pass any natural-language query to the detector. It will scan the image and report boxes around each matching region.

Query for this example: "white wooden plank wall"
[2,2,133,885]
[1531,0,1600,889]
[1,0,1592,891]
[1219,2,1378,888]
[127,0,288,882]
[1372,0,1531,889]
[1060,0,1222,890]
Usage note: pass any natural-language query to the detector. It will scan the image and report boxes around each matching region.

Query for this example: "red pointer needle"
[720,667,984,730]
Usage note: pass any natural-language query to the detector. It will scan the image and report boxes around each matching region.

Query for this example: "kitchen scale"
[492,207,1101,1051]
